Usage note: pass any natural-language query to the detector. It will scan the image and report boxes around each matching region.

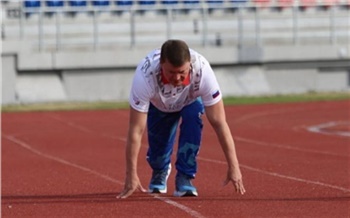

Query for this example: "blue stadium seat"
[206,0,224,6]
[92,0,110,6]
[182,0,200,14]
[206,0,224,12]
[24,0,41,18]
[138,0,156,15]
[69,0,87,7]
[230,0,248,3]
[226,0,247,11]
[183,0,200,4]
[161,0,179,4]
[46,0,64,7]
[138,0,156,5]
[24,0,41,8]
[115,0,133,6]
[113,1,133,16]
[206,0,224,3]
[229,0,248,6]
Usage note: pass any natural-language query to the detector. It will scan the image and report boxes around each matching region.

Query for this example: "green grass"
[2,92,349,113]
[1,101,130,113]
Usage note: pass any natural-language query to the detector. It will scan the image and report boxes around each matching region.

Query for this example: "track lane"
[2,100,349,217]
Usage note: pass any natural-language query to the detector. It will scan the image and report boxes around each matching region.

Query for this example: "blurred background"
[1,0,349,105]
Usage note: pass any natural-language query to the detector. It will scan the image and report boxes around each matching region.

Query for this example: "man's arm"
[117,107,148,199]
[205,99,246,195]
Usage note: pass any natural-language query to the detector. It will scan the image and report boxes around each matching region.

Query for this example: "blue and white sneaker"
[148,165,171,194]
[173,172,198,197]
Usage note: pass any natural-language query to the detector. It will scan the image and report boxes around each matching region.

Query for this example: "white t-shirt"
[129,48,222,113]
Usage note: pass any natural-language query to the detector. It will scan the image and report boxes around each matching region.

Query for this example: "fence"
[2,0,350,51]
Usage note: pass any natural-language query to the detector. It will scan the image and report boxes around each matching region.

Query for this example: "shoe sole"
[149,187,167,194]
[148,165,172,194]
[173,190,198,197]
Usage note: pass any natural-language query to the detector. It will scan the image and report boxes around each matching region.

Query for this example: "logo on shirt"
[132,94,140,105]
[212,90,220,99]
[141,57,151,74]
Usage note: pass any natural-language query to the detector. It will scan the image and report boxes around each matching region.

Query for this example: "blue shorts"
[146,98,204,178]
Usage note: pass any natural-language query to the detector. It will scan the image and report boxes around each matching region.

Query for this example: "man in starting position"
[118,39,245,198]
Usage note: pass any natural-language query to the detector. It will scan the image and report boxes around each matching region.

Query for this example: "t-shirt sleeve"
[129,64,152,113]
[199,57,222,107]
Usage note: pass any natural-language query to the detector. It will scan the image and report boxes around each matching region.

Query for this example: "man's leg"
[174,99,204,196]
[147,103,180,193]
[176,99,204,177]
[147,103,180,171]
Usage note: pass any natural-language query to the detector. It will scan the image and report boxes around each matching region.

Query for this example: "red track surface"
[2,100,350,217]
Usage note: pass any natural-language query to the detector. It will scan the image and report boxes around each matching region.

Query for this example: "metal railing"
[2,0,349,51]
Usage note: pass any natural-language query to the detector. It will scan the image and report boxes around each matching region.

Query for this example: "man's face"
[161,59,191,86]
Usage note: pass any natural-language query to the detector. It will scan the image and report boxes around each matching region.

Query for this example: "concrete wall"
[62,69,134,102]
[1,55,17,104]
[15,73,66,103]
[2,40,350,105]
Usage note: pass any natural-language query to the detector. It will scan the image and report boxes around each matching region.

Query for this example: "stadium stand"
[46,0,64,7]
[5,0,347,51]
[24,0,40,9]
[67,1,88,17]
[23,0,41,17]
[322,0,340,5]
[205,1,224,14]
[137,0,157,15]
[276,0,294,9]
[228,0,249,9]
[253,0,271,7]
[139,1,157,5]
[19,0,350,11]
[115,0,133,6]
[183,0,200,5]
[92,0,110,6]
[299,0,317,10]
[24,0,40,7]
[184,0,199,4]
[180,0,201,14]
[206,0,224,3]
[321,0,339,9]
[69,1,88,7]
[229,0,249,4]
[161,0,179,4]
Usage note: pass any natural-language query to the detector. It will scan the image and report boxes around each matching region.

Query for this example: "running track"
[2,100,350,217]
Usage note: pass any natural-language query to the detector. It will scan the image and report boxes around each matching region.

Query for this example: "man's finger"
[117,189,129,199]
[138,185,147,193]
[116,190,127,199]
[117,189,134,199]
[237,181,246,195]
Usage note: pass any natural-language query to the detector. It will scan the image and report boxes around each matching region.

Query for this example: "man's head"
[160,40,191,86]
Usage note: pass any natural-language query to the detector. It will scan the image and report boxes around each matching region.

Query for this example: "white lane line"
[235,136,349,158]
[307,121,350,137]
[3,134,206,218]
[227,107,349,156]
[232,108,307,125]
[3,134,123,185]
[47,113,350,191]
[48,114,94,134]
[46,113,350,192]
[47,114,127,141]
[198,157,350,193]
[155,196,206,218]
